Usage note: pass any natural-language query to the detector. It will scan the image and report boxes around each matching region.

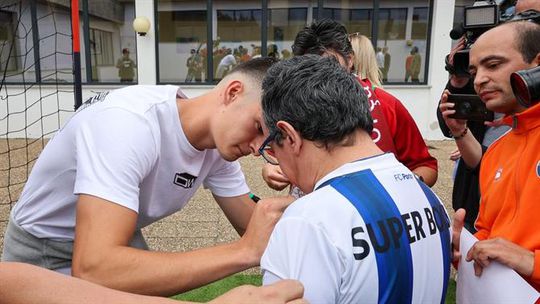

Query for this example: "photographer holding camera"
[438,0,540,233]
[450,19,540,290]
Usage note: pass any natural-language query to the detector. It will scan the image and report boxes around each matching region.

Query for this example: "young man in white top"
[2,57,293,296]
[258,55,451,303]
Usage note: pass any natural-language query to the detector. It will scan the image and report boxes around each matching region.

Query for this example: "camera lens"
[462,102,472,114]
[511,66,540,108]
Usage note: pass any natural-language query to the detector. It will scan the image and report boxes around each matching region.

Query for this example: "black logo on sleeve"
[174,173,197,189]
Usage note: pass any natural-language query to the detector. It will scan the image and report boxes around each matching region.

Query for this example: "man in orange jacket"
[451,20,540,291]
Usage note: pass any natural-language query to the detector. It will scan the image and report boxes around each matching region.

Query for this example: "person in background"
[281,49,292,60]
[262,19,437,195]
[451,20,540,291]
[375,46,384,74]
[349,33,383,88]
[268,44,280,60]
[410,46,422,82]
[185,49,198,82]
[116,48,136,83]
[216,48,236,80]
[438,0,539,232]
[383,46,391,82]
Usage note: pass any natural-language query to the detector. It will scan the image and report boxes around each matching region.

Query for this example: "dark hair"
[122,48,129,54]
[510,21,540,63]
[292,19,353,60]
[262,55,373,150]
[228,56,279,84]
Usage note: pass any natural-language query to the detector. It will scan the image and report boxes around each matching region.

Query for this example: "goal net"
[0,0,76,208]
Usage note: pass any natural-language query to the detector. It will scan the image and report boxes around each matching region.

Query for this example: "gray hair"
[262,55,373,150]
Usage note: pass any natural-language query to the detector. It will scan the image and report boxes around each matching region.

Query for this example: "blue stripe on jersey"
[329,169,413,304]
[417,180,451,304]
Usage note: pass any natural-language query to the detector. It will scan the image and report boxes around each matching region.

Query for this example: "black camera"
[448,94,495,121]
[448,0,516,76]
[511,66,540,108]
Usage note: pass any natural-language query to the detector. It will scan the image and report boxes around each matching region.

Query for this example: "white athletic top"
[12,85,249,240]
[261,153,451,304]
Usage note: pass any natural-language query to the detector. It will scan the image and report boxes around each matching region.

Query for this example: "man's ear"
[347,54,355,72]
[222,79,243,105]
[534,53,540,66]
[276,121,302,155]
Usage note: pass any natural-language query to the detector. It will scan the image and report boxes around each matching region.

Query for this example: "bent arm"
[213,194,255,235]
[453,130,483,169]
[72,194,258,296]
[412,166,437,187]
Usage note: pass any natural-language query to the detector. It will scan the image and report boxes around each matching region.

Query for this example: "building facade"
[0,0,472,139]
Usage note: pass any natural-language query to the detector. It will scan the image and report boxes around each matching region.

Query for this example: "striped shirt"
[261,153,450,304]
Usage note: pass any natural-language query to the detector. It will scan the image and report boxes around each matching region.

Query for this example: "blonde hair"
[349,34,383,88]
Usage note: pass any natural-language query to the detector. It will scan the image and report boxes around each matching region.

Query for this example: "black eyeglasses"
[258,129,279,165]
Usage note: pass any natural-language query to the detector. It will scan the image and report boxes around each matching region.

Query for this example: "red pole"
[71,0,80,53]
[71,0,82,109]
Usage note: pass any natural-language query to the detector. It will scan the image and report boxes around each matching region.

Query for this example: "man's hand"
[452,208,466,265]
[439,89,468,136]
[448,37,470,88]
[210,280,306,304]
[238,196,295,263]
[449,148,461,161]
[448,37,465,67]
[466,237,535,277]
[262,163,291,191]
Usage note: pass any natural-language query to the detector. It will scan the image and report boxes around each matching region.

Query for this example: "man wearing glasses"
[259,55,451,303]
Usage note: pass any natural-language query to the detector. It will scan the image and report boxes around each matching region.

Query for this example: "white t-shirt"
[12,85,249,240]
[218,54,236,67]
[261,153,451,304]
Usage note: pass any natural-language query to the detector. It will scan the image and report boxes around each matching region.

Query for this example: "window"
[376,1,431,84]
[268,7,308,60]
[153,0,435,86]
[157,0,207,83]
[314,6,372,38]
[378,8,407,40]
[87,0,137,83]
[0,9,23,81]
[411,7,429,40]
[90,29,114,66]
[215,3,262,81]
[349,9,372,37]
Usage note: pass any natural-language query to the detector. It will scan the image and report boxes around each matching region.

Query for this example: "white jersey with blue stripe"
[261,153,451,304]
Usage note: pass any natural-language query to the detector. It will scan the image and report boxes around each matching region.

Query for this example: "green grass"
[173,275,262,302]
[173,275,457,303]
[446,279,457,304]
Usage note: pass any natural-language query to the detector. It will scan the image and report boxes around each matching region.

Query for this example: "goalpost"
[0,0,81,210]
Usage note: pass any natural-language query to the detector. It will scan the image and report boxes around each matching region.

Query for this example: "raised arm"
[213,194,255,235]
[72,194,257,296]
[439,90,483,169]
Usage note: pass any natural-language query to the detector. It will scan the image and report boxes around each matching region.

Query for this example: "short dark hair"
[292,19,353,59]
[262,55,373,150]
[228,56,279,84]
[510,21,540,63]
